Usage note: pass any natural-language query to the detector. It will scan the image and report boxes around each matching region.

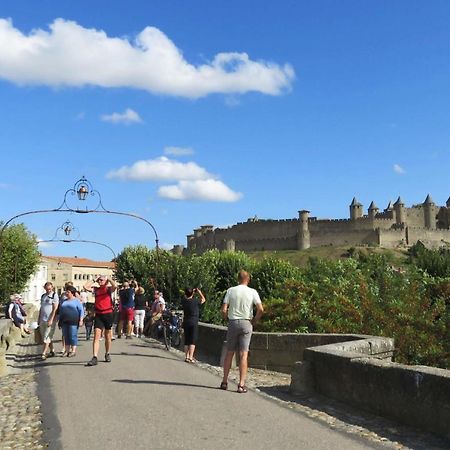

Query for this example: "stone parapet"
[290,336,450,439]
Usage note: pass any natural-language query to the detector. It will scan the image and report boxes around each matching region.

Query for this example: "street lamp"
[39,220,117,259]
[75,176,90,201]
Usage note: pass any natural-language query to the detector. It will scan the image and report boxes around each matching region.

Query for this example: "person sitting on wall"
[8,294,31,335]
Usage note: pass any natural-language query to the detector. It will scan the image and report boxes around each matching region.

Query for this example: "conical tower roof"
[423,194,434,205]
[350,197,362,207]
[393,196,404,206]
[446,197,450,207]
[385,201,394,210]
[368,201,379,211]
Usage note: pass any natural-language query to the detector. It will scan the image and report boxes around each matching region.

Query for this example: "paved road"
[36,334,381,450]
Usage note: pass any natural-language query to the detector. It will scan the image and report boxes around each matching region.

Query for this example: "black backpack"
[4,302,11,319]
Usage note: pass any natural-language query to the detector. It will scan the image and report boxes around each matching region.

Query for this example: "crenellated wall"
[182,198,450,254]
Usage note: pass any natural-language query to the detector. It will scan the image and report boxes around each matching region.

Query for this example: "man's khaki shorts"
[39,321,57,344]
[226,319,253,352]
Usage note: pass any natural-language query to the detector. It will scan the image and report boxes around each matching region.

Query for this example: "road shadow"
[111,351,178,361]
[258,385,450,450]
[112,378,219,390]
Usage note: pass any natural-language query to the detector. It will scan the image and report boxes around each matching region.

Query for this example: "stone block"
[290,361,315,396]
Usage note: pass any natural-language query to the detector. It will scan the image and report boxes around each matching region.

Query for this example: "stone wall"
[290,337,450,439]
[196,323,392,373]
[196,323,450,438]
[0,304,37,377]
[378,228,406,248]
[408,228,450,248]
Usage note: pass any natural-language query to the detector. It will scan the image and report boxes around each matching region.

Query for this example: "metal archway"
[0,176,160,285]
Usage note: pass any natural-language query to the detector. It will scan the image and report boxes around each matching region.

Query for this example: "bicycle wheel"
[171,329,181,348]
[163,324,171,350]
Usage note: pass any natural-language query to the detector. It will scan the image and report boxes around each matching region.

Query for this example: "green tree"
[0,223,40,302]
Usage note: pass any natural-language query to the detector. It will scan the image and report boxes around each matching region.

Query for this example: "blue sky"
[1,1,450,260]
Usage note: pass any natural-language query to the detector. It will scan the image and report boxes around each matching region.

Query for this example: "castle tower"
[393,196,405,225]
[368,201,379,220]
[349,197,363,220]
[384,201,394,212]
[446,197,450,208]
[297,210,311,250]
[423,194,436,230]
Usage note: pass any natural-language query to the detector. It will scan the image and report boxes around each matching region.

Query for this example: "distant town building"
[21,256,115,304]
[178,195,450,255]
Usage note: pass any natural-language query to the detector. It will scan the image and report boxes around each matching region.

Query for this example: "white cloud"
[0,18,294,99]
[163,146,194,156]
[106,156,212,181]
[101,108,142,124]
[158,179,242,202]
[393,164,405,175]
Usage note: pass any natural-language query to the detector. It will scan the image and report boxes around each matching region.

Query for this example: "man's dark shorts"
[94,313,113,330]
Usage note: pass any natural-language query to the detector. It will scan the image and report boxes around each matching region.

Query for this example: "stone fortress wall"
[174,194,450,255]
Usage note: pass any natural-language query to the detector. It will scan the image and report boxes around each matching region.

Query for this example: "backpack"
[4,302,11,319]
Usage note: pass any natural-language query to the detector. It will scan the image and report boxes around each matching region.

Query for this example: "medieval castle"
[173,195,450,255]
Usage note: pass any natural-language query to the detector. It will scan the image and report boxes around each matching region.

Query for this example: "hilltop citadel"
[174,195,450,255]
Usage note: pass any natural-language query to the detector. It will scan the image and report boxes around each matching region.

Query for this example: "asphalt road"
[37,333,381,450]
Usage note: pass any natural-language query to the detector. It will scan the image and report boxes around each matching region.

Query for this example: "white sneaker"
[99,337,104,341]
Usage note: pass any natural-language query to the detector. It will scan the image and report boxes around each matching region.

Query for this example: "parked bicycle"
[153,304,183,350]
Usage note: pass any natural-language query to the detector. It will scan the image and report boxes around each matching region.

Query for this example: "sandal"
[219,381,228,390]
[41,354,47,360]
[67,352,76,358]
[185,358,191,363]
[237,385,248,394]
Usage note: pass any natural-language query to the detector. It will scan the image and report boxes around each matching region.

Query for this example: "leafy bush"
[114,245,450,369]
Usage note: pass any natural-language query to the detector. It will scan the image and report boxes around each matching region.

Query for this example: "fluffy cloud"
[0,18,294,98]
[101,108,143,124]
[107,155,242,202]
[393,164,405,175]
[106,156,212,181]
[163,146,194,156]
[158,179,242,202]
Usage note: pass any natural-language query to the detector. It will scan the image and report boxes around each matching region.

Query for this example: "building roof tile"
[42,255,115,269]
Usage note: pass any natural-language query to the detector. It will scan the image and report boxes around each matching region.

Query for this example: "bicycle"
[153,305,183,350]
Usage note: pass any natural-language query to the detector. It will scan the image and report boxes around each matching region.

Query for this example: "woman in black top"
[181,287,206,363]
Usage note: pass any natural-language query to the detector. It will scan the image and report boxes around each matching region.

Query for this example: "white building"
[21,262,48,306]
[21,256,115,305]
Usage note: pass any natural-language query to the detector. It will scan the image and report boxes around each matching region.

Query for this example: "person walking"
[181,287,205,363]
[58,286,84,357]
[220,270,264,393]
[133,285,147,338]
[38,282,59,360]
[84,275,117,366]
[117,281,135,339]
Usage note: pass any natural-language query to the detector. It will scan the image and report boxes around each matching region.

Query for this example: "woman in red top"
[83,275,117,366]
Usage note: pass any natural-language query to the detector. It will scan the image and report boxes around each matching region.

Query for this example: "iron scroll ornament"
[0,176,160,283]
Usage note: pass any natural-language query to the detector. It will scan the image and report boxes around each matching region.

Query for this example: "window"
[74,274,78,280]
[63,273,68,281]
[51,273,56,281]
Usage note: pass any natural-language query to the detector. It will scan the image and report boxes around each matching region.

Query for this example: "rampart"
[182,195,450,254]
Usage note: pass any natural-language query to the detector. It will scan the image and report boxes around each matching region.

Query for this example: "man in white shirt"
[220,270,264,393]
[38,282,59,360]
